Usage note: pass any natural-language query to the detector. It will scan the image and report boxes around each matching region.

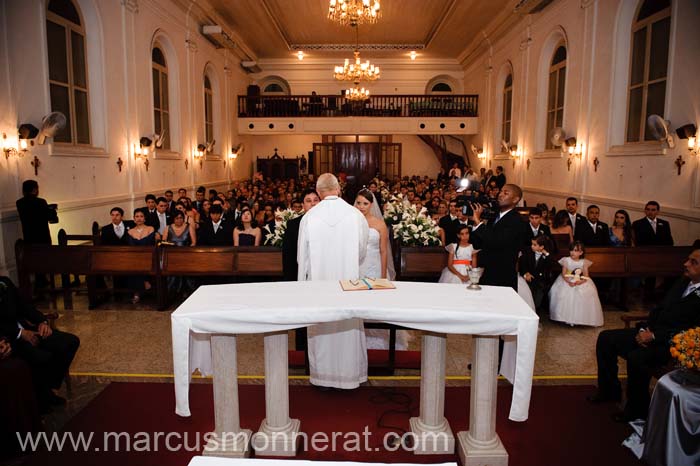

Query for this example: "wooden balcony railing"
[238,94,479,118]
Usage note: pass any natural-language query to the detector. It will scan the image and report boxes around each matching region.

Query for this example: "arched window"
[431,82,452,92]
[263,83,284,93]
[626,0,671,142]
[502,73,513,149]
[204,75,214,144]
[152,45,170,150]
[545,43,566,150]
[46,0,90,145]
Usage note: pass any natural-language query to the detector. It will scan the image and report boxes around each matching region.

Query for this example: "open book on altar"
[340,278,396,291]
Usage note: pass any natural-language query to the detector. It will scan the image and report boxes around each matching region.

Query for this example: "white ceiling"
[204,0,519,60]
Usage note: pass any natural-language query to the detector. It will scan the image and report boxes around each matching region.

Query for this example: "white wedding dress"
[361,228,410,350]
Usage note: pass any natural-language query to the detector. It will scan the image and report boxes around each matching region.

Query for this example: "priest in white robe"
[298,173,369,389]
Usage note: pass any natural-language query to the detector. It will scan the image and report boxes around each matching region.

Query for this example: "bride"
[354,189,409,350]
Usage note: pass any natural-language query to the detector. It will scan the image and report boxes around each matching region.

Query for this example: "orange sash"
[453,259,471,265]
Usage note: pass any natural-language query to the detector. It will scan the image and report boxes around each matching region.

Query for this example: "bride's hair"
[356,189,374,203]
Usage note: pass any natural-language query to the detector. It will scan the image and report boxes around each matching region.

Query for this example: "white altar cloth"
[171,281,538,421]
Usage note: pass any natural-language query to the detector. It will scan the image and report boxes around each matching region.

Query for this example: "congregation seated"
[164,211,197,246]
[0,276,80,414]
[198,204,234,246]
[100,207,135,245]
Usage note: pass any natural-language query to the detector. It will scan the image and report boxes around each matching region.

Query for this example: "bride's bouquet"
[263,208,302,247]
[383,195,442,247]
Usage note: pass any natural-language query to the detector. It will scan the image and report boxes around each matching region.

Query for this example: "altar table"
[171,281,538,464]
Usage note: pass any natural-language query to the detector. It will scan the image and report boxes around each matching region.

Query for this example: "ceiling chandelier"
[345,85,370,101]
[333,25,380,83]
[328,0,380,27]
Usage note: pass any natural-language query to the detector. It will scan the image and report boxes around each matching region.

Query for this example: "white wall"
[463,0,700,245]
[0,0,251,277]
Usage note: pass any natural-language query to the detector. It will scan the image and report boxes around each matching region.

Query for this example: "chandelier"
[333,25,380,83]
[328,0,380,26]
[345,85,370,101]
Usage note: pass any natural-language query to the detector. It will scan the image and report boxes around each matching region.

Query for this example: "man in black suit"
[519,235,554,312]
[283,189,320,281]
[0,276,80,412]
[588,248,700,421]
[16,180,58,289]
[282,189,320,352]
[470,184,528,290]
[439,200,461,245]
[493,166,506,189]
[564,197,586,236]
[574,205,610,247]
[164,190,178,217]
[154,197,172,237]
[198,204,233,246]
[632,201,673,246]
[141,194,159,230]
[193,187,206,213]
[100,207,135,245]
[525,207,551,243]
[633,201,674,299]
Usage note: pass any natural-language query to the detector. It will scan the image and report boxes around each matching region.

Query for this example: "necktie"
[115,224,124,238]
[213,224,219,233]
[651,220,657,234]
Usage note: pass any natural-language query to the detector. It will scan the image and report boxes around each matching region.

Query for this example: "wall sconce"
[2,133,21,159]
[134,136,151,171]
[676,124,698,156]
[509,145,522,168]
[562,137,582,157]
[229,148,239,160]
[194,144,206,168]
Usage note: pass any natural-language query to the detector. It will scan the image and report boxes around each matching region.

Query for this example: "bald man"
[297,173,369,389]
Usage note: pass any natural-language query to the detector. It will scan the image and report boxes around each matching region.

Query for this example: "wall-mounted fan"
[647,114,675,148]
[205,139,216,153]
[37,112,67,144]
[549,127,566,148]
[469,144,479,157]
[501,140,510,153]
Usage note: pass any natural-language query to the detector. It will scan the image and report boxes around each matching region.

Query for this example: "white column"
[410,332,455,454]
[203,335,251,458]
[252,331,301,456]
[457,335,508,466]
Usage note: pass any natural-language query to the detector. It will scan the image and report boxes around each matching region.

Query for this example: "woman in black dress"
[233,208,262,246]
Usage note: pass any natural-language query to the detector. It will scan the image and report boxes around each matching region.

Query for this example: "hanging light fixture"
[345,85,370,101]
[328,0,380,27]
[333,24,379,83]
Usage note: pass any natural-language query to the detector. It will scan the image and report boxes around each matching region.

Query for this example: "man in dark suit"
[439,200,461,246]
[0,276,80,412]
[519,235,554,312]
[153,197,172,237]
[493,166,506,189]
[197,204,233,246]
[140,194,159,230]
[282,189,320,282]
[632,201,674,246]
[565,197,586,236]
[633,201,674,300]
[16,180,58,289]
[193,187,206,213]
[164,190,178,217]
[574,205,610,247]
[470,184,528,290]
[588,248,700,422]
[525,207,551,243]
[282,189,320,352]
[100,207,135,245]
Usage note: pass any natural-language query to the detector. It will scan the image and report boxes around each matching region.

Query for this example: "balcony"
[237,94,479,135]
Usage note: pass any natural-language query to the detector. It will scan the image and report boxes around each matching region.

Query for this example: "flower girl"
[549,241,604,326]
[439,225,477,283]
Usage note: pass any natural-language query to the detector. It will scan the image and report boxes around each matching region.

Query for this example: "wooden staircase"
[418,134,471,171]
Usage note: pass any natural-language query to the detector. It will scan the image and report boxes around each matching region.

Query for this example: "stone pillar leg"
[410,332,455,454]
[204,335,252,458]
[457,335,508,466]
[252,331,301,456]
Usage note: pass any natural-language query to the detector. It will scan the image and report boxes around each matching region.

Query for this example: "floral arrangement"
[670,327,700,370]
[263,208,301,247]
[383,194,442,247]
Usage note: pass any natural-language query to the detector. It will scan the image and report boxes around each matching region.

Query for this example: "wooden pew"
[56,222,100,308]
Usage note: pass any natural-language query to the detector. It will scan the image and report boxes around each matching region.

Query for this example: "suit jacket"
[282,215,303,281]
[632,217,673,246]
[100,221,136,246]
[574,220,610,247]
[198,221,234,246]
[647,278,700,344]
[470,209,528,289]
[518,251,554,288]
[15,196,54,244]
[0,277,47,341]
[525,223,552,249]
[493,173,506,189]
[568,213,586,234]
[439,215,460,246]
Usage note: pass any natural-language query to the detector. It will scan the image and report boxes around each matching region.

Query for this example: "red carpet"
[289,350,422,369]
[23,383,642,466]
